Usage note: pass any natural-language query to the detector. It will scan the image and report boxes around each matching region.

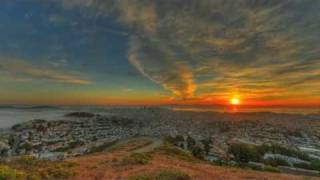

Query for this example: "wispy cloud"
[0,58,91,85]
[60,0,320,102]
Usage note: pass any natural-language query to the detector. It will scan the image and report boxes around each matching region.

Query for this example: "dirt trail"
[106,136,163,153]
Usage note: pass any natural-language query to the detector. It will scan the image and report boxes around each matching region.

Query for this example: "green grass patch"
[263,165,280,173]
[294,160,320,171]
[121,153,152,166]
[152,143,198,163]
[0,165,26,180]
[0,156,77,180]
[264,158,290,167]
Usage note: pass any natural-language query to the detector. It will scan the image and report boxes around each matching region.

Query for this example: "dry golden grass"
[0,156,77,180]
[66,140,317,180]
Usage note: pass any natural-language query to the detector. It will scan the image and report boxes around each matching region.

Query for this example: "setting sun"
[230,97,240,105]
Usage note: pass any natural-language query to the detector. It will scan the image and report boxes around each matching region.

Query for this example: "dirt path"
[106,136,163,153]
[132,137,163,153]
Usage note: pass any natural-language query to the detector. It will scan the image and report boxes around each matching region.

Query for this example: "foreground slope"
[67,138,317,180]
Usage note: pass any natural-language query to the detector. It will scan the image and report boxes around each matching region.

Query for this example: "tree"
[229,143,261,163]
[186,136,196,150]
[192,146,205,159]
[201,138,211,155]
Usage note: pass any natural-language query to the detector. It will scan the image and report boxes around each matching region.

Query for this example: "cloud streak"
[0,58,91,85]
[60,0,320,103]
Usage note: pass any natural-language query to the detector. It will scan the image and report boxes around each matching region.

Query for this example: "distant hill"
[0,105,60,110]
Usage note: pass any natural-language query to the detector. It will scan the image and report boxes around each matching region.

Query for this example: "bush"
[121,153,152,166]
[164,136,176,144]
[192,146,205,159]
[0,165,26,180]
[153,143,197,162]
[45,165,75,179]
[264,158,290,167]
[294,160,320,171]
[15,156,38,166]
[200,138,211,155]
[165,135,186,148]
[20,142,33,152]
[246,163,263,171]
[229,143,261,163]
[293,163,314,170]
[26,174,41,180]
[186,136,196,150]
[263,165,280,173]
[310,160,320,171]
[257,144,310,161]
[129,169,191,180]
[6,156,77,179]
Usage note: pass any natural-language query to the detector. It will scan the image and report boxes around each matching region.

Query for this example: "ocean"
[171,105,320,115]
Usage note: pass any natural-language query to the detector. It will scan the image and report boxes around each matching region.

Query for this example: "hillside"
[66,138,317,180]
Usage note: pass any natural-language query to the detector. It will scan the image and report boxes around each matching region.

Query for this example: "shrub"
[200,138,211,155]
[258,144,310,161]
[164,136,176,144]
[45,165,75,179]
[229,143,261,163]
[121,153,152,166]
[0,165,26,180]
[186,136,196,150]
[310,160,320,171]
[153,143,197,162]
[264,158,290,167]
[7,157,77,179]
[27,174,41,180]
[175,135,185,142]
[246,163,263,171]
[293,163,314,170]
[263,165,280,173]
[15,156,38,166]
[20,142,33,152]
[192,146,205,159]
[294,161,320,171]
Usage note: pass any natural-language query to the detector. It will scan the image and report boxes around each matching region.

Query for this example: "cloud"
[128,35,195,99]
[0,58,91,85]
[60,0,320,102]
[48,59,68,68]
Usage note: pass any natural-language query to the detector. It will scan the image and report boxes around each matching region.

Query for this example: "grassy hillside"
[66,138,316,180]
[0,138,317,180]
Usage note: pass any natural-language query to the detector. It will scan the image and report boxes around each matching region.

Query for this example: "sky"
[0,0,319,106]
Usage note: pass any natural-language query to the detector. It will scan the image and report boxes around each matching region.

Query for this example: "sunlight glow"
[230,97,240,105]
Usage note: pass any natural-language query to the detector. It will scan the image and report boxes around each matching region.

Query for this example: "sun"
[230,97,240,105]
